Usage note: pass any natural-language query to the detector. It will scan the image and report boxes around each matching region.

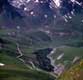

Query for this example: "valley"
[0,0,83,80]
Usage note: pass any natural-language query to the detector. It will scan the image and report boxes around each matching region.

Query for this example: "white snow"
[57,53,64,60]
[0,63,5,66]
[53,0,61,8]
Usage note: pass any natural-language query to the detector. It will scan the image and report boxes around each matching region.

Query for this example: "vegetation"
[59,60,83,80]
[0,38,55,80]
[51,47,83,68]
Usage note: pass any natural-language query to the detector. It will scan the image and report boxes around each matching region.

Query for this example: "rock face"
[33,48,54,71]
[7,0,83,16]
[0,0,83,29]
[0,0,23,18]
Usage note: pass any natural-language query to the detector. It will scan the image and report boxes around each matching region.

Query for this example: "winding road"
[16,43,34,69]
[16,43,61,78]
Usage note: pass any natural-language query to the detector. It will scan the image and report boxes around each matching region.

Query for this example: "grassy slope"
[0,26,83,80]
[58,60,83,80]
[0,51,55,80]
[51,47,83,68]
[0,38,55,80]
[0,67,55,80]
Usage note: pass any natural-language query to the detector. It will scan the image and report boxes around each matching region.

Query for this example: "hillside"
[0,0,83,80]
[0,38,55,80]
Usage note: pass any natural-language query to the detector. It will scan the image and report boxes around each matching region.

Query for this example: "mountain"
[0,0,83,29]
[0,0,23,18]
[0,0,83,47]
[0,1,83,80]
